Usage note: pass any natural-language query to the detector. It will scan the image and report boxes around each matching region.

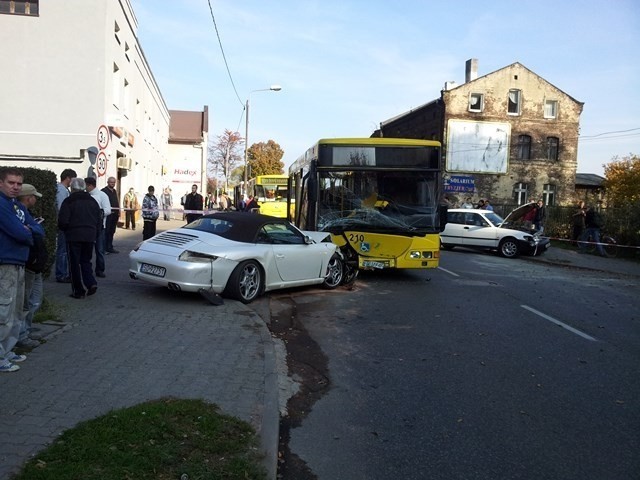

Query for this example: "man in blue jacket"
[0,167,44,373]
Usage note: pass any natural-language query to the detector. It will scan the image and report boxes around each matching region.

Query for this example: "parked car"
[440,203,550,258]
[129,212,345,303]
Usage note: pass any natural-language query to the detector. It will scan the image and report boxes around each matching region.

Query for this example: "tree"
[208,130,244,193]
[603,153,640,207]
[247,139,285,177]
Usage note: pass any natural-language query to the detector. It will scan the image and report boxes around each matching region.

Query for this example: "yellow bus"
[288,138,445,274]
[246,174,290,217]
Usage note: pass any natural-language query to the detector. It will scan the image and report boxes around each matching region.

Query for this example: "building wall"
[0,0,169,203]
[379,61,584,206]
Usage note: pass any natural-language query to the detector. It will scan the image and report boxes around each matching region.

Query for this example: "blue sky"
[131,0,639,176]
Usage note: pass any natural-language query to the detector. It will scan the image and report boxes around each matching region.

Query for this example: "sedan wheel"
[225,260,263,303]
[498,238,519,258]
[322,254,344,289]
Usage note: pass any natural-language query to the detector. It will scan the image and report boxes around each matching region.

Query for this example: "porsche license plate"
[140,263,166,277]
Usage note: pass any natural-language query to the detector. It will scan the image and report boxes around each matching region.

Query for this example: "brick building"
[375,59,584,207]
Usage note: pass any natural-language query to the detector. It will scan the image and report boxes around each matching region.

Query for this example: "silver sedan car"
[129,212,344,303]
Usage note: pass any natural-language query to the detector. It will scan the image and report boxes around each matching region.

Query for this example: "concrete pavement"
[0,222,637,479]
[0,218,279,479]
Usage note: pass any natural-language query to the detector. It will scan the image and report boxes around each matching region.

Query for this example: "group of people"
[0,165,169,373]
[1,167,49,372]
[459,196,494,211]
[573,201,607,256]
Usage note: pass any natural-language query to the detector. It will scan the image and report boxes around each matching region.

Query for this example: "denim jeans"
[55,230,69,280]
[95,227,106,274]
[579,227,606,256]
[21,270,43,340]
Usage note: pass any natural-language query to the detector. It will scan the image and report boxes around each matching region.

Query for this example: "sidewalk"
[524,242,640,278]
[0,218,279,480]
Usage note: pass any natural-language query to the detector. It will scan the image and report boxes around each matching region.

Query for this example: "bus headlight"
[409,251,422,259]
[422,251,434,259]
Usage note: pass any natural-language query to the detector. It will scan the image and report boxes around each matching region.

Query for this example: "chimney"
[465,58,478,83]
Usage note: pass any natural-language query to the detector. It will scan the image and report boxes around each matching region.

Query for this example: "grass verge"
[12,398,267,480]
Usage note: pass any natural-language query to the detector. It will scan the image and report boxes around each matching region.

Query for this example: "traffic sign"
[96,151,107,177]
[97,124,110,149]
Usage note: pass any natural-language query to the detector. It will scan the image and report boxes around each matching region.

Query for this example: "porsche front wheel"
[322,254,344,289]
[225,260,263,303]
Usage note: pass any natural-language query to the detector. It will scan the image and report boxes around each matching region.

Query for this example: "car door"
[462,212,498,248]
[441,211,467,246]
[262,223,323,282]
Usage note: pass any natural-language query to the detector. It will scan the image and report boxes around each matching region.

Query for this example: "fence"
[490,203,640,258]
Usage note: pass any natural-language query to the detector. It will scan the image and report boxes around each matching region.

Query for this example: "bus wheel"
[322,254,344,289]
[342,262,358,286]
[224,260,263,303]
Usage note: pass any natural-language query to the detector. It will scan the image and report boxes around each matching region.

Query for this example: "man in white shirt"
[85,177,111,278]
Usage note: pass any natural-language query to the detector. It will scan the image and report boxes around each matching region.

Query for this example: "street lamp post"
[244,85,282,196]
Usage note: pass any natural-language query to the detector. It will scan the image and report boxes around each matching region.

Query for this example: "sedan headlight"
[178,250,219,263]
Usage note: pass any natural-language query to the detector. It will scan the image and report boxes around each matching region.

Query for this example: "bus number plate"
[362,260,386,269]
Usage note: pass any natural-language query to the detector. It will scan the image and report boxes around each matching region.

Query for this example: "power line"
[207,0,244,107]
[579,127,640,139]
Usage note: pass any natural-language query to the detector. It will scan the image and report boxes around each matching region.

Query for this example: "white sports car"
[129,212,345,303]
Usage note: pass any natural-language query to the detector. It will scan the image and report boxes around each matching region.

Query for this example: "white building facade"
[0,0,169,204]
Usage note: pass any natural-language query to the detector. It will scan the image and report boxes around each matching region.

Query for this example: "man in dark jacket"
[101,176,120,253]
[58,178,102,299]
[184,184,204,224]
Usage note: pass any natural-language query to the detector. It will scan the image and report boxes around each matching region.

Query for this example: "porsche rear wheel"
[322,254,344,289]
[498,238,519,258]
[225,260,263,303]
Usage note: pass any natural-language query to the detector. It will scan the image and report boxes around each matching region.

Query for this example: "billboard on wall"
[446,119,510,174]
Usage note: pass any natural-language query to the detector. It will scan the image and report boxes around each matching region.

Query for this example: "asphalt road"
[284,249,640,480]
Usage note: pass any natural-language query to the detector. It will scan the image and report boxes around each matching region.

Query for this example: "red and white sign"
[97,124,110,150]
[96,151,108,177]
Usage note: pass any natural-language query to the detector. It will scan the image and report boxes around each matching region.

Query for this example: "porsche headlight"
[178,251,219,263]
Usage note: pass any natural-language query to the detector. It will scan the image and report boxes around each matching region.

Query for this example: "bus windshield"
[317,170,439,234]
[255,184,288,202]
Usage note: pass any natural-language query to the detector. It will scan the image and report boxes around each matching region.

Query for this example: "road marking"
[521,305,597,342]
[438,267,459,277]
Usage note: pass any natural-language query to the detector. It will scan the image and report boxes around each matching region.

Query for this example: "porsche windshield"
[317,170,439,233]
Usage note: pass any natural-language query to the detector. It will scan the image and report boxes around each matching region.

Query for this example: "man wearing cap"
[0,167,44,372]
[17,183,48,349]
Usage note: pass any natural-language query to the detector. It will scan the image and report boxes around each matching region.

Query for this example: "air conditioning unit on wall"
[116,156,132,170]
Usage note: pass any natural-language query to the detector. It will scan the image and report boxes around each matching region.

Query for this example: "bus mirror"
[439,205,448,232]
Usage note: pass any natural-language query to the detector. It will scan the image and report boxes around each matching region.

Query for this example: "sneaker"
[0,362,19,373]
[107,249,120,254]
[56,277,72,283]
[6,352,27,363]
[96,272,106,278]
[87,285,98,296]
[16,338,40,349]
